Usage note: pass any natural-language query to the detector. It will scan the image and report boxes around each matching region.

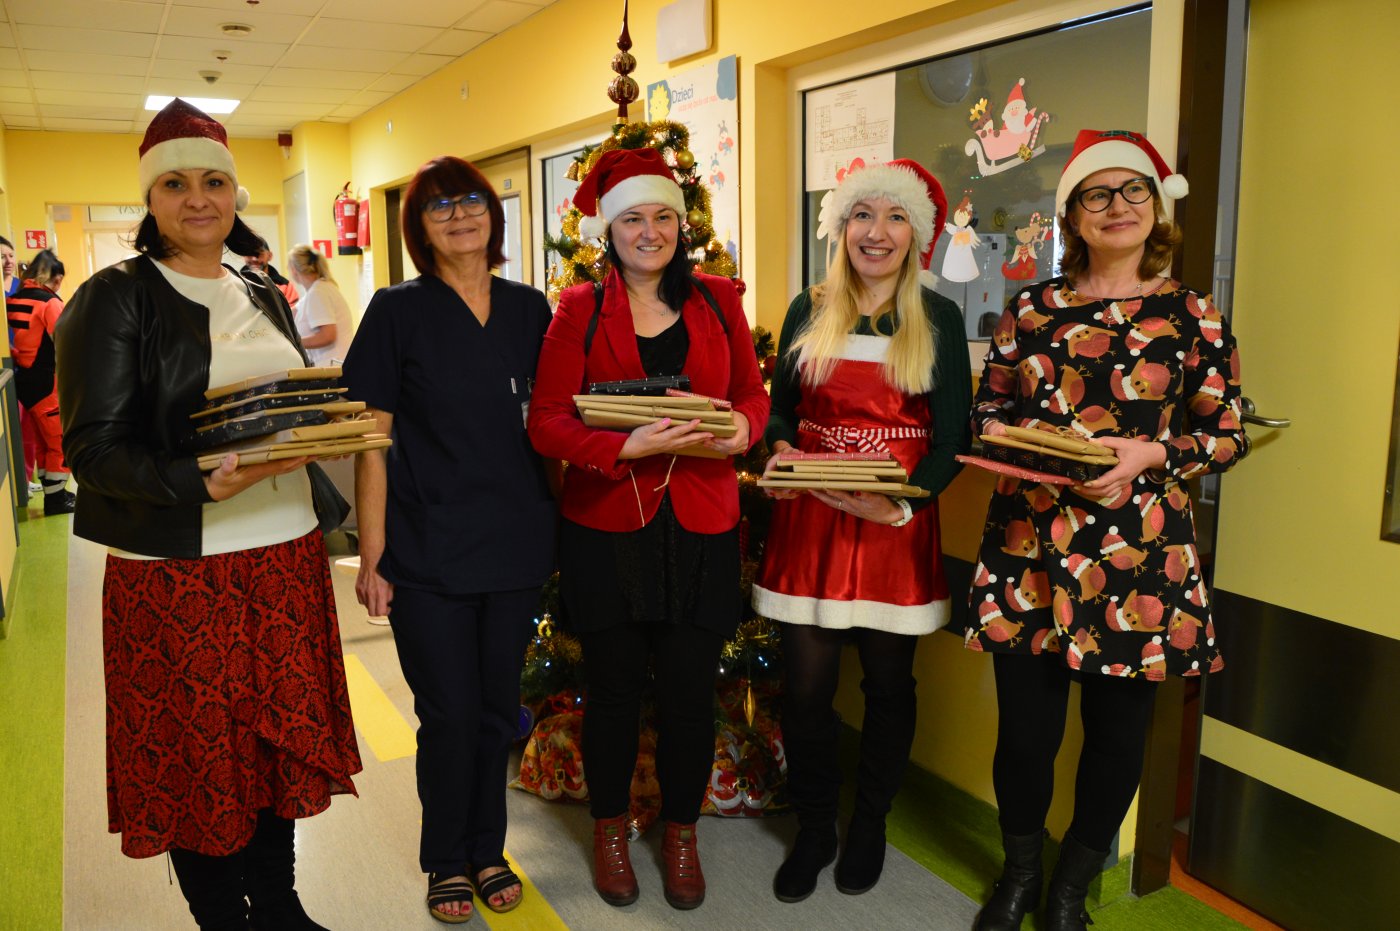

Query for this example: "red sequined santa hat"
[139,98,249,210]
[574,148,686,241]
[1055,129,1187,217]
[818,158,948,288]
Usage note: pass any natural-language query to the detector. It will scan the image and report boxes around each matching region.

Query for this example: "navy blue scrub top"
[343,274,557,594]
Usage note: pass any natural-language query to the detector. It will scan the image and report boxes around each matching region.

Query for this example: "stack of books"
[757,451,929,497]
[574,391,736,459]
[188,367,389,470]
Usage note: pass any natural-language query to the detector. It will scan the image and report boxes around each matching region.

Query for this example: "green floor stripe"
[0,512,71,931]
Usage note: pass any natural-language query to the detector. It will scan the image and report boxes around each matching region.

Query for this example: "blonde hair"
[790,238,937,395]
[1060,188,1182,281]
[287,243,335,284]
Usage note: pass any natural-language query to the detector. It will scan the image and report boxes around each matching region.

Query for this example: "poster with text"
[647,54,740,267]
[804,72,895,192]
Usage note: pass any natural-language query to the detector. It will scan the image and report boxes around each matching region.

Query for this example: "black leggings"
[991,653,1158,850]
[168,809,295,930]
[781,623,920,824]
[579,623,726,824]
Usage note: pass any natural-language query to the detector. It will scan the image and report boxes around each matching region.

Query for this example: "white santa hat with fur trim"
[573,147,687,241]
[139,98,249,210]
[1055,129,1187,217]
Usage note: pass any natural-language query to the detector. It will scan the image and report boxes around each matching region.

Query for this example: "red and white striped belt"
[798,419,930,455]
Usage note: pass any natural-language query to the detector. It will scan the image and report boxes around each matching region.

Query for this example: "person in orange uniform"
[7,248,74,515]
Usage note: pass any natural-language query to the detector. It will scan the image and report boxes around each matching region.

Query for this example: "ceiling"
[0,0,557,137]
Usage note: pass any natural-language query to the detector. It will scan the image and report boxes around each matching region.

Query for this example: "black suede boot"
[974,829,1047,930]
[245,811,328,931]
[169,848,251,931]
[1044,833,1109,930]
[834,816,886,895]
[774,824,839,903]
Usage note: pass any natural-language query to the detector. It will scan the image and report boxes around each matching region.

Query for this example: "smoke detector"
[219,23,254,37]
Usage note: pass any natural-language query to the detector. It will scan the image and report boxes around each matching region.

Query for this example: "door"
[1185,1,1400,928]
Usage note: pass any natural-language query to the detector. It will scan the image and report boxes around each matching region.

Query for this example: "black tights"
[991,653,1158,850]
[579,623,726,824]
[781,623,919,826]
[168,809,299,930]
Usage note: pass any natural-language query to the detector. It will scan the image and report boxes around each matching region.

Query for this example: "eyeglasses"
[424,192,488,222]
[1076,177,1155,213]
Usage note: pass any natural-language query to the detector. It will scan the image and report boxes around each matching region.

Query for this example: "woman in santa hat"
[527,146,769,911]
[964,130,1245,931]
[56,99,361,930]
[752,159,971,902]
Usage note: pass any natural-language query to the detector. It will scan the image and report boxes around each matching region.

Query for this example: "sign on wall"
[647,54,740,267]
[24,230,49,250]
[804,72,895,192]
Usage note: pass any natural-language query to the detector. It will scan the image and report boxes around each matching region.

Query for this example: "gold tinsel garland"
[547,118,738,303]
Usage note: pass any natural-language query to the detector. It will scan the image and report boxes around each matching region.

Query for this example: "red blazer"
[528,269,769,533]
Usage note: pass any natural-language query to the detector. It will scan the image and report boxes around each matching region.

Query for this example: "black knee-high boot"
[1044,832,1109,930]
[975,829,1047,930]
[835,670,916,896]
[244,811,328,931]
[773,712,841,903]
[169,848,250,931]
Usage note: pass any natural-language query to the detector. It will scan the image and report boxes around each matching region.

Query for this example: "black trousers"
[991,652,1159,850]
[389,585,539,873]
[169,809,295,930]
[780,623,920,827]
[578,623,725,824]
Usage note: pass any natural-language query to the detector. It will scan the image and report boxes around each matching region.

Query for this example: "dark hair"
[604,228,694,311]
[401,156,506,275]
[28,249,64,283]
[132,212,263,260]
[0,236,12,250]
[1059,184,1182,281]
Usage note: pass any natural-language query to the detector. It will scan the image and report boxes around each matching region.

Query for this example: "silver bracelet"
[889,497,913,527]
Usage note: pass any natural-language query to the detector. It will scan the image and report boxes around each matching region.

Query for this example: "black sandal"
[426,873,474,924]
[471,864,524,914]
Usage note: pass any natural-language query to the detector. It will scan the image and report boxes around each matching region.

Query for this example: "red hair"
[401,156,505,275]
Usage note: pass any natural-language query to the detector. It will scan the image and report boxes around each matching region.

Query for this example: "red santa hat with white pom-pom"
[139,98,249,210]
[573,147,687,241]
[817,158,948,288]
[1055,129,1187,218]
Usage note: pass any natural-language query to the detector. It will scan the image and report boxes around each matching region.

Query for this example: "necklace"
[627,289,675,316]
[1069,276,1165,302]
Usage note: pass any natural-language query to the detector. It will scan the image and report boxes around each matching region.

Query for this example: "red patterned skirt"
[102,531,361,858]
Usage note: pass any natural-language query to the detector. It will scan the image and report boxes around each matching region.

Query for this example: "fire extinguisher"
[333,183,362,255]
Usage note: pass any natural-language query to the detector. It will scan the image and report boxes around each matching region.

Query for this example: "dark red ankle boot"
[661,821,705,910]
[592,815,638,906]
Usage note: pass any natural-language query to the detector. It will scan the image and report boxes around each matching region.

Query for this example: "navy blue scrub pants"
[389,585,539,874]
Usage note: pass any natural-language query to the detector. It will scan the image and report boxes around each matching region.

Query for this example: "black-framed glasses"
[424,192,488,222]
[1076,177,1155,213]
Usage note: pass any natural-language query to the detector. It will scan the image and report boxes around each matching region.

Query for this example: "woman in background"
[7,248,72,514]
[287,243,353,365]
[753,159,970,902]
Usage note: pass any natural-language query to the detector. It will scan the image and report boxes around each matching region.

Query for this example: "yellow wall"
[283,122,363,321]
[3,131,286,296]
[1215,0,1400,640]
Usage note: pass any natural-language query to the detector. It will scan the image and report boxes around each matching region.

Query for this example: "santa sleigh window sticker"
[799,7,1153,340]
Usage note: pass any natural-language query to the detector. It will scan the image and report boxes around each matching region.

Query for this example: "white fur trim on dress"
[820,163,935,250]
[140,136,240,202]
[753,585,950,636]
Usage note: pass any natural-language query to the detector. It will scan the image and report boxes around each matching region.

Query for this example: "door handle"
[1239,397,1291,428]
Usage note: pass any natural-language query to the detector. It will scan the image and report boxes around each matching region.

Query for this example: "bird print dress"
[964,277,1244,679]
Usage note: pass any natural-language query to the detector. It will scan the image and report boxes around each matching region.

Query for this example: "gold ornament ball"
[676,149,695,170]
[686,209,704,227]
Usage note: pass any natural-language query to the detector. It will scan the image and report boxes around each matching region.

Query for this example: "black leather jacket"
[56,255,308,558]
